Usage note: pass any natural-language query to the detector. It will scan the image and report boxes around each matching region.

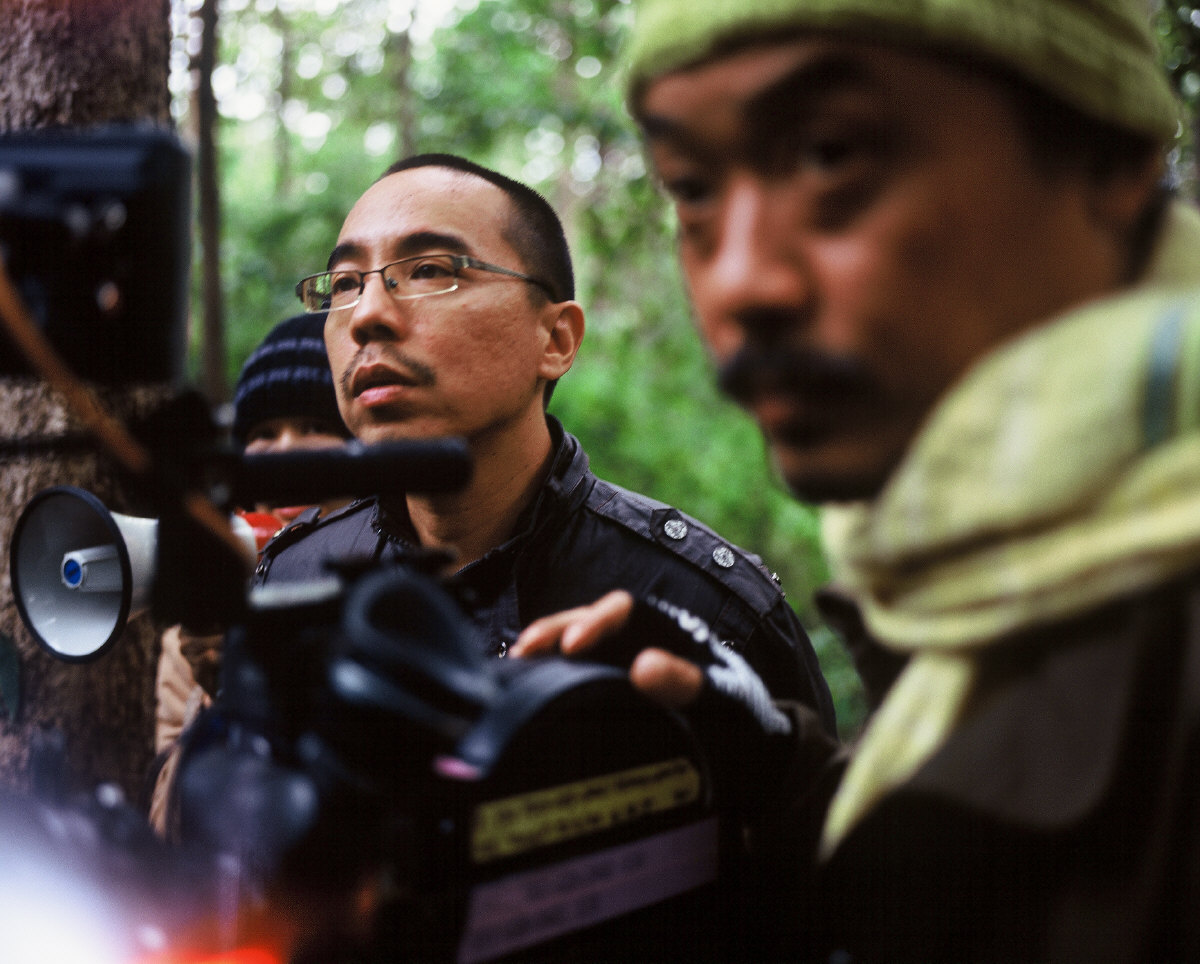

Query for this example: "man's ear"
[539,300,585,381]
[1086,152,1168,283]
[1090,152,1165,239]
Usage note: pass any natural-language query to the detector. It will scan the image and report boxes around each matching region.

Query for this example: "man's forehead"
[333,167,511,262]
[640,37,814,109]
[639,37,887,150]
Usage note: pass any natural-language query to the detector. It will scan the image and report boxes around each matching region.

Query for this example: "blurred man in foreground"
[517,1,1200,959]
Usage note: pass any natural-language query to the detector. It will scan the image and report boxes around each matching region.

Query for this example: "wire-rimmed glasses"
[296,253,555,313]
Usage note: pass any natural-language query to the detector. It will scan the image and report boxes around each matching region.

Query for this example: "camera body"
[172,566,723,963]
[0,125,190,383]
[1,562,728,964]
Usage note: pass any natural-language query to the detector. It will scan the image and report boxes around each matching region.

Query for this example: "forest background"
[174,0,1200,734]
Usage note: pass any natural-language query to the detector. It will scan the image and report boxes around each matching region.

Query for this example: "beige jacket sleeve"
[150,624,217,835]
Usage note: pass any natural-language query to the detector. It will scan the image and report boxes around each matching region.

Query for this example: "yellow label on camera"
[471,757,702,863]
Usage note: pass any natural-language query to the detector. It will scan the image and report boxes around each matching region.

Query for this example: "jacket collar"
[366,415,595,566]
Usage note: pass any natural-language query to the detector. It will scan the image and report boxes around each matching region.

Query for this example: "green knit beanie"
[626,0,1179,141]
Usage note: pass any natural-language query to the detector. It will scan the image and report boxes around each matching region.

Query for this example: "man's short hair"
[380,153,575,304]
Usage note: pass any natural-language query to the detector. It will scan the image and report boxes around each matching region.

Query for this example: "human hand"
[511,590,705,709]
[179,627,224,698]
[517,592,800,812]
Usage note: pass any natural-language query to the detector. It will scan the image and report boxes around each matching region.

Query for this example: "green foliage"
[189,0,1200,735]
[184,0,870,731]
[179,0,1200,740]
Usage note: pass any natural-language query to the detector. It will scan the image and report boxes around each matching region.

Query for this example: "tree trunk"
[0,0,171,131]
[394,28,417,159]
[273,6,295,198]
[196,0,227,404]
[0,0,178,804]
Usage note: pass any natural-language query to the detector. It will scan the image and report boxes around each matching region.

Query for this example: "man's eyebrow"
[638,112,706,154]
[745,54,882,130]
[326,240,364,270]
[326,230,471,270]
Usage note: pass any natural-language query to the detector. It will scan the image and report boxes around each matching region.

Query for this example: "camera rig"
[0,127,733,963]
[170,561,724,963]
[0,125,190,384]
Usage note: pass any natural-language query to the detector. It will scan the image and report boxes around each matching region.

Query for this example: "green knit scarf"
[820,201,1200,856]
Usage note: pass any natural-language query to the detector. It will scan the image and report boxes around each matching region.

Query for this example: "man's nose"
[347,270,410,345]
[698,175,810,357]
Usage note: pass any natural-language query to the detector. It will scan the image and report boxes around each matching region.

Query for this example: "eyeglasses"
[295,253,555,313]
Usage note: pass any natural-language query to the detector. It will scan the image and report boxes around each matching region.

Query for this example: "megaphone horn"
[10,487,158,661]
[10,486,254,662]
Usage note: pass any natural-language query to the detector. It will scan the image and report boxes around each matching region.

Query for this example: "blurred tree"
[195,0,229,402]
[0,0,175,798]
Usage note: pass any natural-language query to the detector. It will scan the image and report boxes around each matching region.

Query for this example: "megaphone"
[10,486,255,662]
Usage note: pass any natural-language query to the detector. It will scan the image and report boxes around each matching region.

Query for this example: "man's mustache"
[716,344,880,406]
[340,346,437,397]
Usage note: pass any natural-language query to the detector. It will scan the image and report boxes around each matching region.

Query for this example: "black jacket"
[807,570,1200,964]
[252,417,834,729]
[747,572,1200,964]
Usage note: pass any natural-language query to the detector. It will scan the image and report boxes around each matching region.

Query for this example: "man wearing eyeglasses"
[253,154,835,739]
